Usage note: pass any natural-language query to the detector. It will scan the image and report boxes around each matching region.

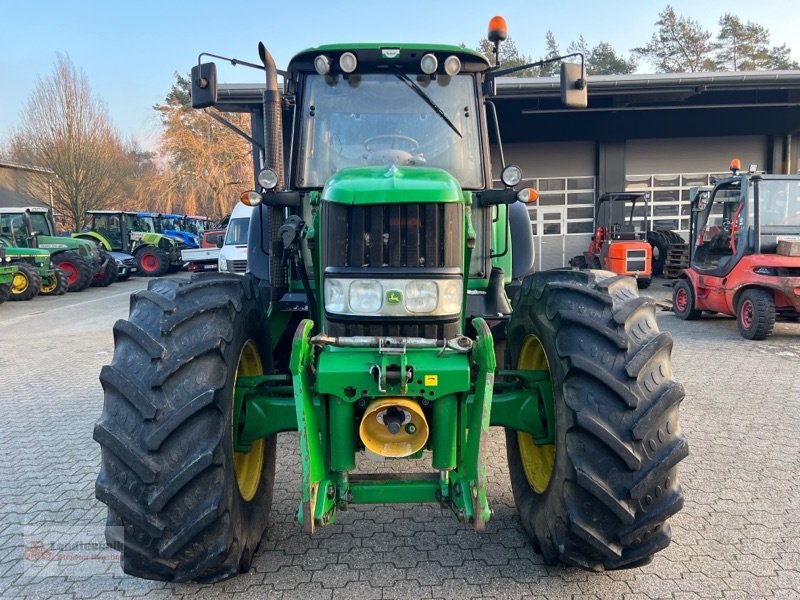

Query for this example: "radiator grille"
[324,203,462,269]
[323,202,462,338]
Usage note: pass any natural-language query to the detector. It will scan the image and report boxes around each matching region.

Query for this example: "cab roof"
[288,43,491,76]
[0,206,49,214]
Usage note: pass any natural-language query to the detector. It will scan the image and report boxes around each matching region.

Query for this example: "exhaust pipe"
[258,42,287,303]
[359,399,429,458]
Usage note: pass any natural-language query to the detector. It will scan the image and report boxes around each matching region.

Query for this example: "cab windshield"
[127,215,156,233]
[161,217,183,230]
[296,73,483,189]
[224,218,249,246]
[28,213,52,236]
[755,179,800,228]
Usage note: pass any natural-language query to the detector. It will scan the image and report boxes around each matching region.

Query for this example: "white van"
[218,202,254,274]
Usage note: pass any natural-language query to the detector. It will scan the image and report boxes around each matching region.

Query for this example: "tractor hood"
[38,235,97,254]
[322,165,464,205]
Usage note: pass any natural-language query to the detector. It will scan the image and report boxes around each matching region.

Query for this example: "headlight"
[349,280,383,313]
[324,277,462,317]
[405,280,437,313]
[325,278,345,312]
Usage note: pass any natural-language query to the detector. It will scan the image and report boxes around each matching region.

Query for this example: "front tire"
[0,283,11,303]
[92,250,118,287]
[736,288,775,340]
[10,263,42,301]
[135,247,170,277]
[53,251,93,292]
[94,273,276,582]
[672,279,701,320]
[40,267,69,296]
[505,269,687,570]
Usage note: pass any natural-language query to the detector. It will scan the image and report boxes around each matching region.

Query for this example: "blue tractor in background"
[158,213,200,248]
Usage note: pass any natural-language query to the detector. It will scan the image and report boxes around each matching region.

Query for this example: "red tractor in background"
[570,191,653,288]
[673,160,800,339]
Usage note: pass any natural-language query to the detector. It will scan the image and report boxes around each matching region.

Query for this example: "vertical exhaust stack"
[258,42,287,303]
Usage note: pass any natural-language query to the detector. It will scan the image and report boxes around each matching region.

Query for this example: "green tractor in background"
[0,211,68,299]
[95,20,687,583]
[0,247,19,304]
[78,210,184,277]
[0,235,55,301]
[0,206,101,292]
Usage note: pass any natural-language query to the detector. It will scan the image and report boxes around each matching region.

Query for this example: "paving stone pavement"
[1,277,799,599]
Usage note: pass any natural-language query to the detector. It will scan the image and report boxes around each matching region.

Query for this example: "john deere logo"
[386,290,402,304]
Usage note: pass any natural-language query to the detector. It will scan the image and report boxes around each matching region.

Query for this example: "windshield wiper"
[393,70,462,138]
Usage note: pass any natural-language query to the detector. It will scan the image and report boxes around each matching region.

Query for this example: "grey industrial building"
[493,70,800,269]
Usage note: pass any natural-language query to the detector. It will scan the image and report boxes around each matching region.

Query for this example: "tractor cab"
[85,210,128,252]
[130,212,159,235]
[159,213,200,248]
[184,215,210,235]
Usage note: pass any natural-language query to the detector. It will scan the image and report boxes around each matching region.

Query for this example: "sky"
[1,0,798,152]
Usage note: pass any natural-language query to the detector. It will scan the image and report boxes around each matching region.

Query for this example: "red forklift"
[570,191,653,288]
[673,159,800,339]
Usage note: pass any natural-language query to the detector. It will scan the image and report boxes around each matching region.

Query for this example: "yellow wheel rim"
[12,272,28,293]
[41,274,56,293]
[233,340,265,502]
[516,335,556,494]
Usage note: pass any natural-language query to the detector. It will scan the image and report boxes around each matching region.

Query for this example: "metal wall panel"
[626,136,767,174]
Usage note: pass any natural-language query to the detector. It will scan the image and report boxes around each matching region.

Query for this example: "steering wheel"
[364,135,419,154]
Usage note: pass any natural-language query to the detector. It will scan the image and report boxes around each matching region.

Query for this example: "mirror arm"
[490,52,584,78]
[204,109,264,152]
[197,52,288,78]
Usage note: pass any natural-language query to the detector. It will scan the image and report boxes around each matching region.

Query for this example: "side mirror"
[215,236,224,248]
[191,62,218,109]
[560,63,587,108]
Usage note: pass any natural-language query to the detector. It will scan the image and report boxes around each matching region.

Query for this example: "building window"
[625,171,728,233]
[494,176,595,236]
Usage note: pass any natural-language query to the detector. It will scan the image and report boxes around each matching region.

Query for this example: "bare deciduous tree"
[155,73,253,220]
[9,54,128,230]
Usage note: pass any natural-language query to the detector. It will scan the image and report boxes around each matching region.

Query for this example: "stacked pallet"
[663,242,689,278]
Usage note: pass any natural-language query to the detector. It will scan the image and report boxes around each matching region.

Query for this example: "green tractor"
[0,236,53,301]
[0,247,19,304]
[78,210,183,277]
[0,206,102,292]
[0,212,67,299]
[95,23,687,583]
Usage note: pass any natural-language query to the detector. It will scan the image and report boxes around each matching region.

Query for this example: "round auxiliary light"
[443,55,461,76]
[501,164,523,187]
[240,190,263,207]
[420,53,438,75]
[339,52,358,74]
[314,55,331,75]
[258,167,279,190]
